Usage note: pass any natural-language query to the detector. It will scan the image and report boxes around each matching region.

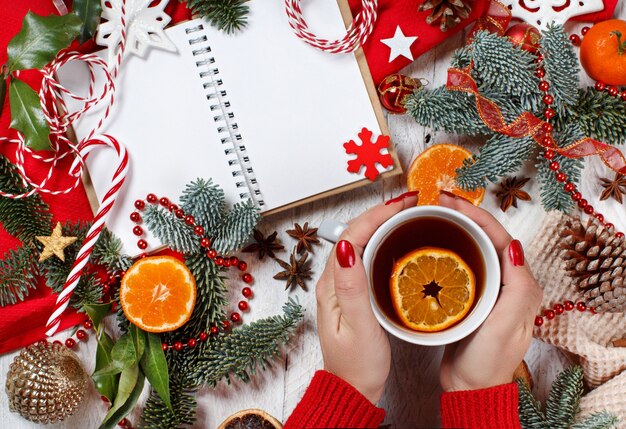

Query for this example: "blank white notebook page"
[196,0,385,209]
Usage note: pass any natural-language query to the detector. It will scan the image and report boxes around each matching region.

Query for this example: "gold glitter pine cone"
[5,341,88,424]
[560,217,626,312]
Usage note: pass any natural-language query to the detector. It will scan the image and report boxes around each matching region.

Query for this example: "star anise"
[495,176,531,212]
[286,222,320,253]
[599,173,626,204]
[273,250,312,291]
[242,229,284,260]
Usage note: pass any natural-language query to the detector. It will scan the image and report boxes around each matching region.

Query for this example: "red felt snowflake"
[344,128,394,181]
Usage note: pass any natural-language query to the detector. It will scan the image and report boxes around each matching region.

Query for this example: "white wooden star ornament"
[499,0,605,30]
[36,222,78,262]
[96,0,176,65]
[380,26,418,63]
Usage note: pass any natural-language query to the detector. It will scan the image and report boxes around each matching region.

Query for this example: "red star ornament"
[348,0,490,85]
[344,128,394,181]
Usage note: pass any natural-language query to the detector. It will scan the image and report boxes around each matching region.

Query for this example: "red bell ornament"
[377,74,421,114]
[505,23,541,54]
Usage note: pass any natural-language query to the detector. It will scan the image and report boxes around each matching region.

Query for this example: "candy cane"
[45,135,128,336]
[284,0,378,53]
[0,1,130,336]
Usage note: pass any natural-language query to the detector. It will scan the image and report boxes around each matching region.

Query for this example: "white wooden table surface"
[2,4,626,427]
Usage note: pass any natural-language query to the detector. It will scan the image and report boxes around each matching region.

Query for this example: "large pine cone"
[419,0,472,32]
[560,217,626,312]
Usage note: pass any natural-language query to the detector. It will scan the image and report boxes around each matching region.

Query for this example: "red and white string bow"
[285,0,378,53]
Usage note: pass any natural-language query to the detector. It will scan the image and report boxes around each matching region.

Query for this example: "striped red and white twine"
[0,1,130,335]
[284,0,378,53]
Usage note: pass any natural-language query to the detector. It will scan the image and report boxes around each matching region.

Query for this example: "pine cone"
[419,0,472,32]
[560,217,626,312]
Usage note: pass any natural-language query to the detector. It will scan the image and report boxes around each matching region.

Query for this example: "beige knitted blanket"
[527,211,626,422]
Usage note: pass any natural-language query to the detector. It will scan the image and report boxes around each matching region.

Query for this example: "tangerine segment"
[390,247,475,332]
[120,256,196,333]
[407,144,485,206]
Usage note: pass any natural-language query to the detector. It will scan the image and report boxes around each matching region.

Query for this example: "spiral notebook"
[60,0,398,254]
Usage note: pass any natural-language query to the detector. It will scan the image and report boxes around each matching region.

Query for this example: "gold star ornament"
[36,222,78,262]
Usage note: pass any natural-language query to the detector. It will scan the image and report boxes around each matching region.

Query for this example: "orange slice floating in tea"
[390,247,475,332]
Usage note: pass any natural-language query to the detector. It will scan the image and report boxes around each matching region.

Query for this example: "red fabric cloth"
[0,1,191,354]
[284,370,386,429]
[440,383,522,428]
[285,371,521,428]
[348,0,490,85]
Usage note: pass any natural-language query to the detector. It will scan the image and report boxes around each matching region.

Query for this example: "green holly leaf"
[92,331,119,403]
[74,0,102,44]
[99,364,145,429]
[7,12,82,72]
[9,79,51,151]
[94,327,145,377]
[83,303,112,330]
[140,331,172,411]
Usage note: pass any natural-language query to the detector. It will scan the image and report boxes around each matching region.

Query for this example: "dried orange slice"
[390,247,475,332]
[120,256,196,333]
[218,408,283,429]
[407,144,485,206]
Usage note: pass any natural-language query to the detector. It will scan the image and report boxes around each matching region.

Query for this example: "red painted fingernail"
[509,239,525,266]
[385,191,419,205]
[439,190,472,204]
[336,240,356,268]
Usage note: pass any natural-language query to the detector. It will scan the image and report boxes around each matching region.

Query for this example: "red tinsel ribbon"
[446,67,626,174]
[468,0,511,38]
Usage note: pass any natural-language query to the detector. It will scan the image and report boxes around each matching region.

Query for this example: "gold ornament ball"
[5,341,88,424]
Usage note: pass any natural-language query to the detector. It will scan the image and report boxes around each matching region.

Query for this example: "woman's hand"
[315,192,418,404]
[439,192,543,392]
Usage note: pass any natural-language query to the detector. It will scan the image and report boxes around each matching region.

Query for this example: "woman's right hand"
[438,192,543,392]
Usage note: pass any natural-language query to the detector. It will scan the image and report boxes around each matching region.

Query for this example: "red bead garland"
[130,193,257,351]
[534,51,623,238]
[534,300,595,327]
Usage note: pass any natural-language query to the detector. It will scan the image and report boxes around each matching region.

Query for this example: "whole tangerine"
[580,19,626,86]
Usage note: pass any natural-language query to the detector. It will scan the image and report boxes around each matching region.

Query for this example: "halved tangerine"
[120,255,196,333]
[390,247,475,332]
[407,144,485,206]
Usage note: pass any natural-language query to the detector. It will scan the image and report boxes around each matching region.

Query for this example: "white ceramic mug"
[318,205,501,346]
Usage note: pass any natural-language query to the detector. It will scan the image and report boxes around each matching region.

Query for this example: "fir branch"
[471,31,539,98]
[450,45,471,69]
[405,86,488,135]
[536,124,583,212]
[0,154,51,243]
[540,25,579,110]
[0,245,39,307]
[572,411,619,429]
[517,378,548,429]
[143,205,199,254]
[184,0,249,34]
[92,228,133,272]
[457,134,536,190]
[192,299,303,386]
[139,372,196,429]
[574,88,626,145]
[180,178,226,237]
[545,366,584,429]
[170,253,227,341]
[211,200,260,254]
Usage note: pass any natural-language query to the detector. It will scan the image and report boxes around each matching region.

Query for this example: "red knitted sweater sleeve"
[440,382,521,428]
[284,370,386,429]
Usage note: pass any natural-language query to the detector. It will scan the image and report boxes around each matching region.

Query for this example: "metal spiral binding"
[185,24,264,207]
